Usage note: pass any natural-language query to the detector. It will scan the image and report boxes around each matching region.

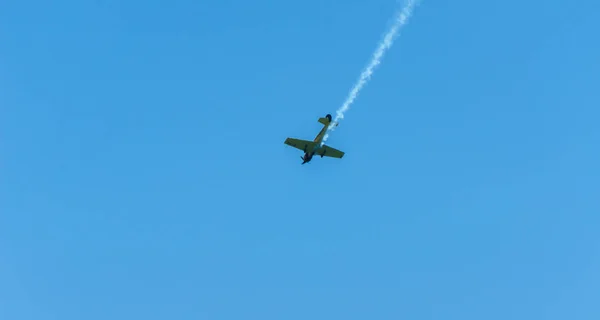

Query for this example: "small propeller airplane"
[284,113,345,164]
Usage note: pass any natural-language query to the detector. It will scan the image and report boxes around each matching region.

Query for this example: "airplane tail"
[318,116,338,128]
[318,114,333,126]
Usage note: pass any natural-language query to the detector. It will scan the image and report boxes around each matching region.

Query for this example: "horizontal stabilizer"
[318,117,330,126]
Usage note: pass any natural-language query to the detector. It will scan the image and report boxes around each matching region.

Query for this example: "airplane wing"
[284,137,317,152]
[315,144,345,158]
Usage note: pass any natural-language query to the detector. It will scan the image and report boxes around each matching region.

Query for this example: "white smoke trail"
[321,0,419,144]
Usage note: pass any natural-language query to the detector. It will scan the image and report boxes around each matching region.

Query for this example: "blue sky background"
[1,0,599,319]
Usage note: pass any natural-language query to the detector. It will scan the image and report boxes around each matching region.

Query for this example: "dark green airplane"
[284,113,345,164]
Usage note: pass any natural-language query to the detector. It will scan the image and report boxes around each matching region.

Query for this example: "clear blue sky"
[2,0,599,318]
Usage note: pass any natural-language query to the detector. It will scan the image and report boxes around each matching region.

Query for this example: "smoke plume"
[322,0,419,144]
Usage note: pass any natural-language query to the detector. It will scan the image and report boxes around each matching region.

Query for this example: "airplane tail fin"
[318,114,333,126]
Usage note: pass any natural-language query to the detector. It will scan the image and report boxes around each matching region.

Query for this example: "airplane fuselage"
[301,120,330,164]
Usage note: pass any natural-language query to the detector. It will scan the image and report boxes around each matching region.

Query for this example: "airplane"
[284,113,345,164]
